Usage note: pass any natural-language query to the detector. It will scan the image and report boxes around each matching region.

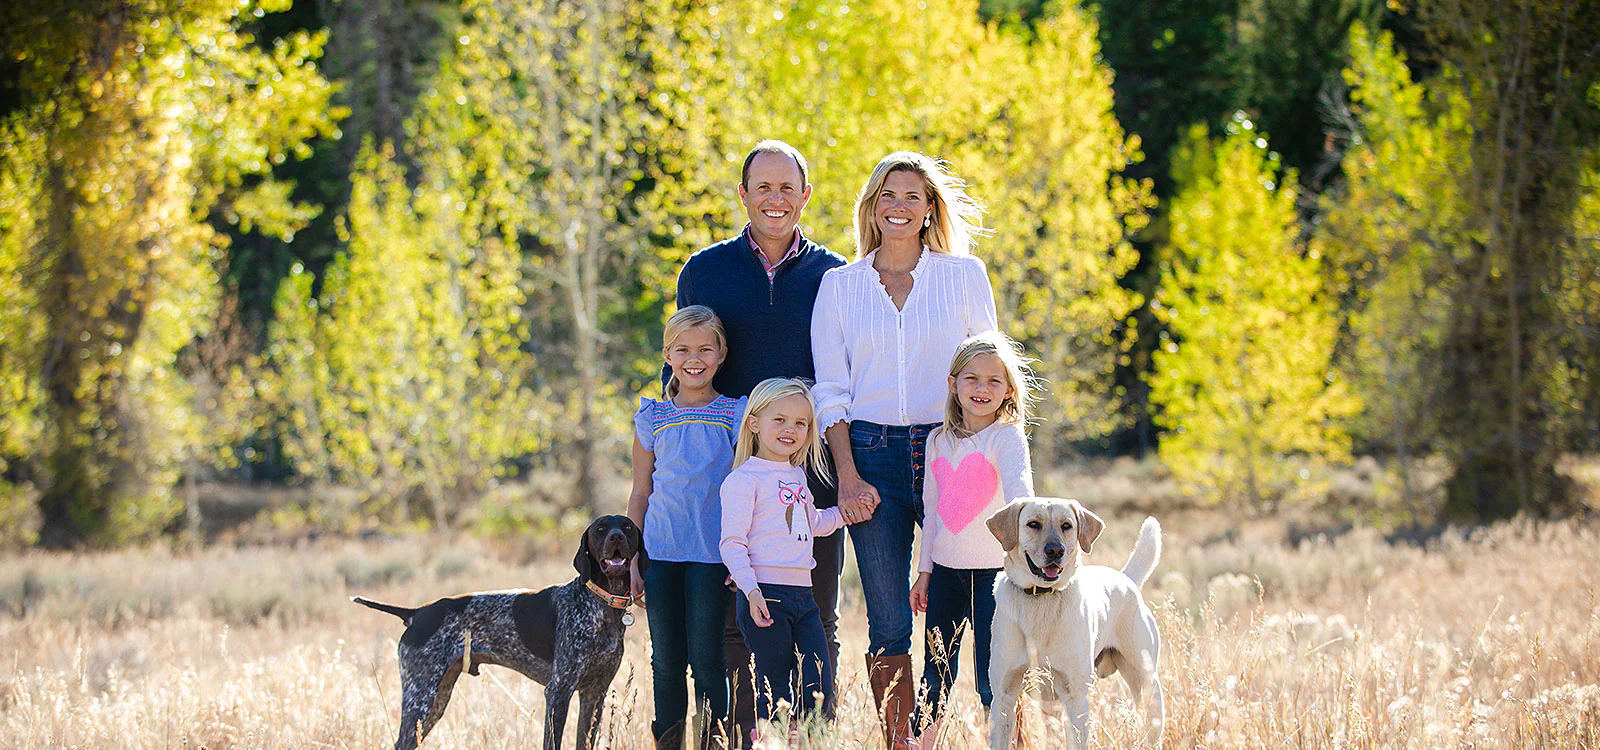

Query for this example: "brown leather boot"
[866,653,916,748]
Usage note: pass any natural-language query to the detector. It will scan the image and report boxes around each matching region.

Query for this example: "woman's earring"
[923,215,931,228]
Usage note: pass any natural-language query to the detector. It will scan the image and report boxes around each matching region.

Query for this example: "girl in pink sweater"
[909,331,1037,745]
[719,377,848,734]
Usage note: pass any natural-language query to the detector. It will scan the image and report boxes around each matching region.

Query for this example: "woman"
[810,151,998,747]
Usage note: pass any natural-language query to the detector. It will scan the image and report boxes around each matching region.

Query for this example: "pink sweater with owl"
[720,457,845,596]
[917,421,1034,573]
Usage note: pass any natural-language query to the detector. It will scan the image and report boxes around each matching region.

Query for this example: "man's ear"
[986,502,1025,553]
[573,528,597,581]
[1071,501,1105,554]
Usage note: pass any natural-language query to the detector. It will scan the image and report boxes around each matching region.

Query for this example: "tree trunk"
[184,459,202,544]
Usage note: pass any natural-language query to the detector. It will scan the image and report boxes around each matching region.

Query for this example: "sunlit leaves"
[268,136,537,526]
[1151,125,1358,509]
[0,0,336,546]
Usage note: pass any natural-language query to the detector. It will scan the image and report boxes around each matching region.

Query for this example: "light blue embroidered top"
[634,394,747,564]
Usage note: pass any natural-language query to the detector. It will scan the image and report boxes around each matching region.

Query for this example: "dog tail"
[1121,517,1162,588]
[351,596,418,623]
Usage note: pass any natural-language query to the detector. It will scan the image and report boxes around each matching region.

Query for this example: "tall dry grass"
[2,513,1598,748]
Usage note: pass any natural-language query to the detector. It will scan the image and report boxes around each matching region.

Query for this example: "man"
[671,140,847,746]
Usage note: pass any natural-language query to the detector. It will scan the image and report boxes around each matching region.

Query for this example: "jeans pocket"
[849,425,886,453]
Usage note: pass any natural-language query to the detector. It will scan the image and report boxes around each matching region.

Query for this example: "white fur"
[987,502,1164,749]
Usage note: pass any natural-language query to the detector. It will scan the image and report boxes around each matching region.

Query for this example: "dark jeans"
[645,560,730,738]
[847,420,936,656]
[921,564,999,723]
[734,583,833,722]
[726,464,841,741]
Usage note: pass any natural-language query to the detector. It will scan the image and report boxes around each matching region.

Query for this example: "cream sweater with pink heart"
[917,421,1034,573]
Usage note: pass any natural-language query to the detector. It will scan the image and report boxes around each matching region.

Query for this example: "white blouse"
[811,248,999,429]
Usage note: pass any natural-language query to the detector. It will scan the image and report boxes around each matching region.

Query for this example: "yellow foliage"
[269,142,536,527]
[0,0,338,545]
[1152,123,1359,509]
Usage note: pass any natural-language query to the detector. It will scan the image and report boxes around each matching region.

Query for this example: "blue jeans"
[645,560,730,738]
[846,420,937,656]
[735,583,833,722]
[921,564,999,722]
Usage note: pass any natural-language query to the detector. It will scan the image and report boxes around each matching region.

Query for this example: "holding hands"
[838,472,880,524]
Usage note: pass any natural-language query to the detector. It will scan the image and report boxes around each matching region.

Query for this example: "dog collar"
[1021,585,1060,597]
[584,580,640,613]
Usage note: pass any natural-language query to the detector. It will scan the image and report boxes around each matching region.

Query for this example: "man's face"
[739,151,811,244]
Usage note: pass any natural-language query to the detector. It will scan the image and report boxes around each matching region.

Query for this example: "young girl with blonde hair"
[719,377,849,739]
[909,330,1038,747]
[628,305,745,747]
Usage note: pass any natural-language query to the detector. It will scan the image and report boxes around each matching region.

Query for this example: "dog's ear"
[986,502,1025,552]
[1071,501,1105,554]
[573,527,598,581]
[626,517,650,577]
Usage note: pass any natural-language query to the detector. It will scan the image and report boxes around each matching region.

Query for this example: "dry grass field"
[3,489,1599,748]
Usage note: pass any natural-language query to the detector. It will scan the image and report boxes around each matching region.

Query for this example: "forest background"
[2,0,1598,549]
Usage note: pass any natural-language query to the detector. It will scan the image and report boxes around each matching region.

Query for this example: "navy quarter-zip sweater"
[673,230,847,399]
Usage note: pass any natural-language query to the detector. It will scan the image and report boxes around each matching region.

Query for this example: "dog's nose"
[1043,540,1064,561]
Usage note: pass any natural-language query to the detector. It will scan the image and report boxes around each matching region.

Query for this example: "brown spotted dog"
[354,515,648,750]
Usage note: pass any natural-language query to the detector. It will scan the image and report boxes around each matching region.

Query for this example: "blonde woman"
[810,151,999,747]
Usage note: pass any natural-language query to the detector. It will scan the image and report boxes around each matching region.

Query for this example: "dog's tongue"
[1042,565,1062,580]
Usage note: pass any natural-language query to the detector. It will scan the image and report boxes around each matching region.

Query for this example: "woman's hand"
[747,590,774,628]
[837,473,881,524]
[910,572,931,614]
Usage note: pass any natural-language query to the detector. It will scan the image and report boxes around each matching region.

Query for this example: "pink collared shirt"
[744,224,803,281]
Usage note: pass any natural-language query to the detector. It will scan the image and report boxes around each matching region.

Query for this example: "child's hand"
[747,590,774,628]
[910,572,931,614]
[629,558,646,606]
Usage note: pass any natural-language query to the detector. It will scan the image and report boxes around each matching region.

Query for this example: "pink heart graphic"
[931,453,1000,535]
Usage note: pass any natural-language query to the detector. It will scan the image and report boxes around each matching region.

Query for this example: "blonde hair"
[942,331,1039,440]
[853,151,988,260]
[663,305,726,398]
[733,378,830,475]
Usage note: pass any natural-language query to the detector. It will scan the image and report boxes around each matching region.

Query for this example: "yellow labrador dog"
[985,498,1163,749]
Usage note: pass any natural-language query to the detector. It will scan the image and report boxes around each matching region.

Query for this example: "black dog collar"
[1022,552,1065,595]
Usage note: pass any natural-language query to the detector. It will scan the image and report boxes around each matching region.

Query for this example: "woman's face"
[874,170,932,247]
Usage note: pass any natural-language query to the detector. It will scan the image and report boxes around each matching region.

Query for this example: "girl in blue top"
[629,305,746,747]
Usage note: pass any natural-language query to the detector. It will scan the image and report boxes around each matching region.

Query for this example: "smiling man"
[671,140,847,746]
